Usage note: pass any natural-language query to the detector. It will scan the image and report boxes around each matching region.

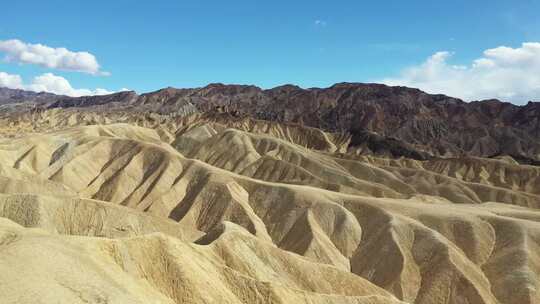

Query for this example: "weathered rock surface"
[0,121,538,303]
[1,83,540,303]
[2,83,540,161]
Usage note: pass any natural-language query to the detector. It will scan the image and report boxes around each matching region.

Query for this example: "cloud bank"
[382,42,540,104]
[0,71,120,97]
[0,39,108,75]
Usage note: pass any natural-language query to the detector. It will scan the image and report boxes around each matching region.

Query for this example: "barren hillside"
[0,85,539,304]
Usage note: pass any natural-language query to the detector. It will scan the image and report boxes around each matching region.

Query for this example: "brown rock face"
[0,87,62,106]
[2,82,540,161]
[122,83,540,161]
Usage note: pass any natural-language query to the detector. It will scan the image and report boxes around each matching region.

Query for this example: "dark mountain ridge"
[0,87,63,105]
[1,83,539,161]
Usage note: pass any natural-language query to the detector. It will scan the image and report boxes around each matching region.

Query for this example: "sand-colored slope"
[176,125,540,207]
[0,108,351,153]
[0,193,202,240]
[0,217,404,304]
[173,113,352,153]
[1,123,540,303]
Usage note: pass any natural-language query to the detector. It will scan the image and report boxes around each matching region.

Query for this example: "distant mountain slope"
[132,83,540,161]
[1,83,539,161]
[0,87,61,105]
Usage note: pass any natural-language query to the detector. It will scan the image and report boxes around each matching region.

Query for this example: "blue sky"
[1,0,540,103]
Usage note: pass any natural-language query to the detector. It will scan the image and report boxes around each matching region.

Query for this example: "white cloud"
[27,73,115,96]
[381,42,540,104]
[0,71,119,97]
[0,72,23,89]
[0,39,108,75]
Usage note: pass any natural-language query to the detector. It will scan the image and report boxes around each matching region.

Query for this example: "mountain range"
[0,83,539,304]
[2,83,539,163]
